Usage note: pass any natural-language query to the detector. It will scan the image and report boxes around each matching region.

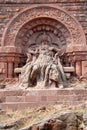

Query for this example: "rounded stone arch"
[1,5,86,53]
[15,17,71,53]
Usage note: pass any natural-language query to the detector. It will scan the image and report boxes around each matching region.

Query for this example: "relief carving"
[2,5,86,49]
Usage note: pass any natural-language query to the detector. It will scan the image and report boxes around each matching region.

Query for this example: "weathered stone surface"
[0,89,87,110]
[83,113,87,125]
[0,0,86,3]
[57,111,78,130]
[0,0,86,79]
[18,39,68,88]
[0,107,87,130]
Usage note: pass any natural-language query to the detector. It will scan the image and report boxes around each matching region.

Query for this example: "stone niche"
[0,4,87,80]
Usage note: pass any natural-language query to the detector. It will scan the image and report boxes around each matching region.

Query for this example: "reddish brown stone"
[0,89,86,110]
[40,96,47,102]
[0,0,86,110]
[6,96,25,102]
[0,1,86,78]
[25,96,38,102]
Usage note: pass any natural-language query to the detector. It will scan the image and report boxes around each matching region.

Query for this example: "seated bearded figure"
[19,34,67,88]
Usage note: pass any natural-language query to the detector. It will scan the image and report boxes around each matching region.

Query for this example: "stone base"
[0,89,86,110]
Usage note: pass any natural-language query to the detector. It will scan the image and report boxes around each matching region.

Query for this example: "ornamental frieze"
[2,6,86,50]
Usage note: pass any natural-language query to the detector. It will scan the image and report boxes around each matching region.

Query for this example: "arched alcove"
[2,5,86,50]
[15,17,71,54]
[0,5,86,78]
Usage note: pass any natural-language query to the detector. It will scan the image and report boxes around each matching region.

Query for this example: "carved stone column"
[76,61,82,77]
[7,62,13,78]
[14,62,19,77]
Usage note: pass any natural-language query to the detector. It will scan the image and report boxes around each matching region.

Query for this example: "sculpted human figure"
[19,48,39,87]
[44,47,67,88]
[19,33,67,88]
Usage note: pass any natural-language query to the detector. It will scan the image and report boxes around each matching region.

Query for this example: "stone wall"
[0,89,87,110]
[0,0,87,79]
[0,1,87,44]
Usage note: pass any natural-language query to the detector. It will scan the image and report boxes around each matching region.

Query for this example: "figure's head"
[41,32,50,45]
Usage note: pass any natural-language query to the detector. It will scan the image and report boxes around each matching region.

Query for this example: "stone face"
[0,0,87,79]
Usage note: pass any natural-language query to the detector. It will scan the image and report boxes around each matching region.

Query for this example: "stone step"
[0,89,86,110]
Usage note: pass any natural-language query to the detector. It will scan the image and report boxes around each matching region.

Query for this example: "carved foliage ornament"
[2,5,86,48]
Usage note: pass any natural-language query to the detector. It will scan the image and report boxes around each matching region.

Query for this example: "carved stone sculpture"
[19,34,67,89]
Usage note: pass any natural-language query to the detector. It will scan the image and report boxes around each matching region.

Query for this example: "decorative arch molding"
[2,5,86,52]
[15,17,70,53]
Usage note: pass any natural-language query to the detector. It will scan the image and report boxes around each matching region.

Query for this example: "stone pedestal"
[0,89,86,110]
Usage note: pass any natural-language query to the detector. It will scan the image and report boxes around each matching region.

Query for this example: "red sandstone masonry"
[0,89,87,110]
[25,96,39,102]
[4,90,25,96]
[0,1,87,79]
[6,96,25,102]
[0,0,86,3]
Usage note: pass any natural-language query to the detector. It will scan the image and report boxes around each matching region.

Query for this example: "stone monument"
[19,33,67,89]
[0,0,87,110]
